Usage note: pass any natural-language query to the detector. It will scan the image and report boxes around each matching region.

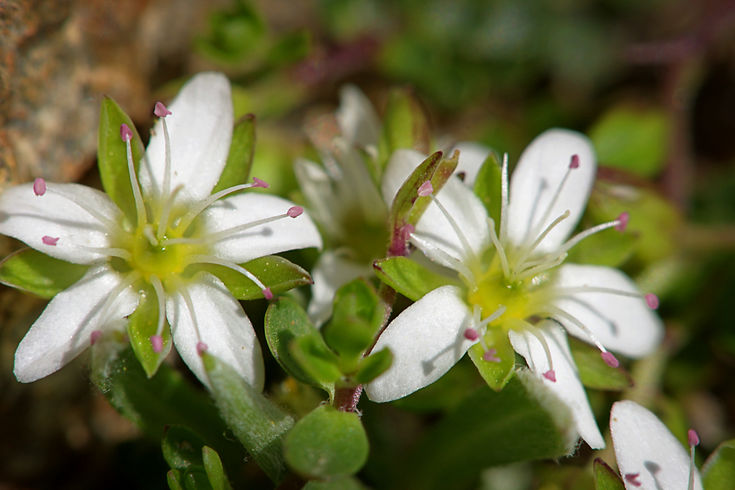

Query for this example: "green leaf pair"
[164,426,232,490]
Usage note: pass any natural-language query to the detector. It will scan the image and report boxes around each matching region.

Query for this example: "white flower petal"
[412,177,490,269]
[450,141,491,187]
[507,129,596,252]
[307,250,372,326]
[611,400,703,490]
[365,285,473,402]
[293,158,339,235]
[168,273,264,391]
[204,192,322,264]
[380,149,427,205]
[332,139,387,224]
[552,264,663,358]
[509,323,605,449]
[13,265,138,382]
[336,85,381,150]
[0,183,121,264]
[140,72,233,203]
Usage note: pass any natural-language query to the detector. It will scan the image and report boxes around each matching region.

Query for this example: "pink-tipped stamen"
[90,330,102,346]
[154,101,172,117]
[688,429,700,447]
[196,342,208,356]
[120,123,133,142]
[287,206,303,218]
[150,335,164,353]
[645,293,659,309]
[624,473,642,487]
[417,180,434,197]
[252,177,269,188]
[569,154,580,169]
[601,351,619,368]
[688,428,700,490]
[483,348,501,363]
[42,236,59,246]
[615,211,630,232]
[263,287,274,300]
[33,178,47,196]
[543,369,557,382]
[464,328,479,341]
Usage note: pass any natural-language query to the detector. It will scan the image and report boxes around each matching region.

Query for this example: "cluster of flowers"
[0,72,702,488]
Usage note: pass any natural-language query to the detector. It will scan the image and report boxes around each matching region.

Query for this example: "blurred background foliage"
[1,0,734,487]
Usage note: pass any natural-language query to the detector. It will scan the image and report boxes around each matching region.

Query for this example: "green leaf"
[354,348,393,384]
[202,446,232,490]
[593,458,625,490]
[323,279,385,361]
[303,476,365,490]
[290,334,342,387]
[373,256,455,301]
[702,439,735,490]
[203,353,294,484]
[396,373,573,489]
[377,87,431,171]
[196,255,312,300]
[284,405,369,479]
[162,426,206,471]
[212,114,256,193]
[0,248,88,299]
[473,151,503,233]
[167,470,185,490]
[467,329,516,391]
[127,284,171,378]
[98,96,145,224]
[590,104,669,178]
[569,337,632,391]
[264,297,329,390]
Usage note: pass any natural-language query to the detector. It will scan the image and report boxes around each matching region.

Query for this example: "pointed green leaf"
[473,151,503,233]
[377,87,431,172]
[167,470,185,490]
[290,334,342,386]
[264,297,329,390]
[323,279,385,361]
[127,284,171,378]
[212,114,256,193]
[468,328,516,391]
[354,348,392,384]
[373,256,455,301]
[593,459,625,490]
[284,405,369,479]
[98,96,145,224]
[202,446,232,490]
[0,248,88,299]
[202,353,294,484]
[569,337,631,391]
[196,255,312,300]
[702,439,735,490]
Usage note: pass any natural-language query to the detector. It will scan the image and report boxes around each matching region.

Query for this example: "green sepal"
[202,353,294,484]
[702,439,735,490]
[353,348,393,384]
[264,297,332,394]
[373,256,455,301]
[377,87,431,172]
[98,96,145,224]
[290,334,342,387]
[593,458,625,490]
[212,114,256,193]
[323,279,385,362]
[196,255,312,300]
[569,337,631,391]
[127,284,172,378]
[202,446,233,490]
[284,405,369,479]
[467,328,515,391]
[472,150,503,233]
[0,248,88,299]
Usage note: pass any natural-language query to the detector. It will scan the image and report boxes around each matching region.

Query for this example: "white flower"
[0,72,321,389]
[366,129,664,449]
[610,400,703,489]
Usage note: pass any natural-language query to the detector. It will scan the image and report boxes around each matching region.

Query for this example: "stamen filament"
[544,304,611,356]
[556,217,624,255]
[429,193,478,265]
[514,252,567,281]
[149,274,167,339]
[487,218,511,279]
[514,210,570,271]
[176,181,262,234]
[527,159,577,244]
[410,232,476,287]
[187,254,270,296]
[122,127,149,228]
[499,153,509,242]
[45,187,125,234]
[167,210,299,246]
[159,115,172,204]
[688,429,699,490]
[525,323,556,382]
[76,246,133,262]
[156,185,184,240]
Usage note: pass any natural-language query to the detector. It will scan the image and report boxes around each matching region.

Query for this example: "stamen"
[615,211,630,232]
[487,217,511,279]
[528,154,580,242]
[499,153,509,241]
[149,275,167,343]
[543,370,556,382]
[417,180,433,197]
[150,335,164,353]
[176,181,269,234]
[121,123,149,228]
[157,104,173,203]
[555,286,658,310]
[263,287,274,300]
[645,293,659,309]
[143,225,158,247]
[252,177,269,188]
[569,154,580,169]
[624,473,642,487]
[287,206,303,218]
[427,193,478,266]
[526,324,556,383]
[42,236,59,246]
[186,254,271,299]
[410,232,476,286]
[154,101,172,117]
[90,330,102,346]
[545,305,617,362]
[179,285,207,358]
[197,342,208,356]
[478,305,507,328]
[514,210,570,271]
[464,328,479,341]
[688,429,699,490]
[483,348,501,363]
[600,351,619,368]
[556,215,627,256]
[33,178,47,196]
[156,185,184,240]
[513,252,567,281]
[44,186,124,234]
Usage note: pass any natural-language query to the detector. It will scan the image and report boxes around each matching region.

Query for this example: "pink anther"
[154,101,172,117]
[33,178,47,196]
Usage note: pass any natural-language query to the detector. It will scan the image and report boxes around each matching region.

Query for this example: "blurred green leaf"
[702,439,735,490]
[303,476,365,490]
[213,114,256,193]
[284,405,369,478]
[590,104,669,178]
[473,151,503,232]
[167,470,185,490]
[196,0,266,63]
[162,426,206,471]
[0,248,88,299]
[202,446,233,490]
[98,96,145,224]
[203,353,294,484]
[127,284,171,378]
[467,329,516,391]
[569,337,632,391]
[593,458,625,490]
[378,87,431,171]
[290,333,342,387]
[354,348,393,384]
[373,256,455,301]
